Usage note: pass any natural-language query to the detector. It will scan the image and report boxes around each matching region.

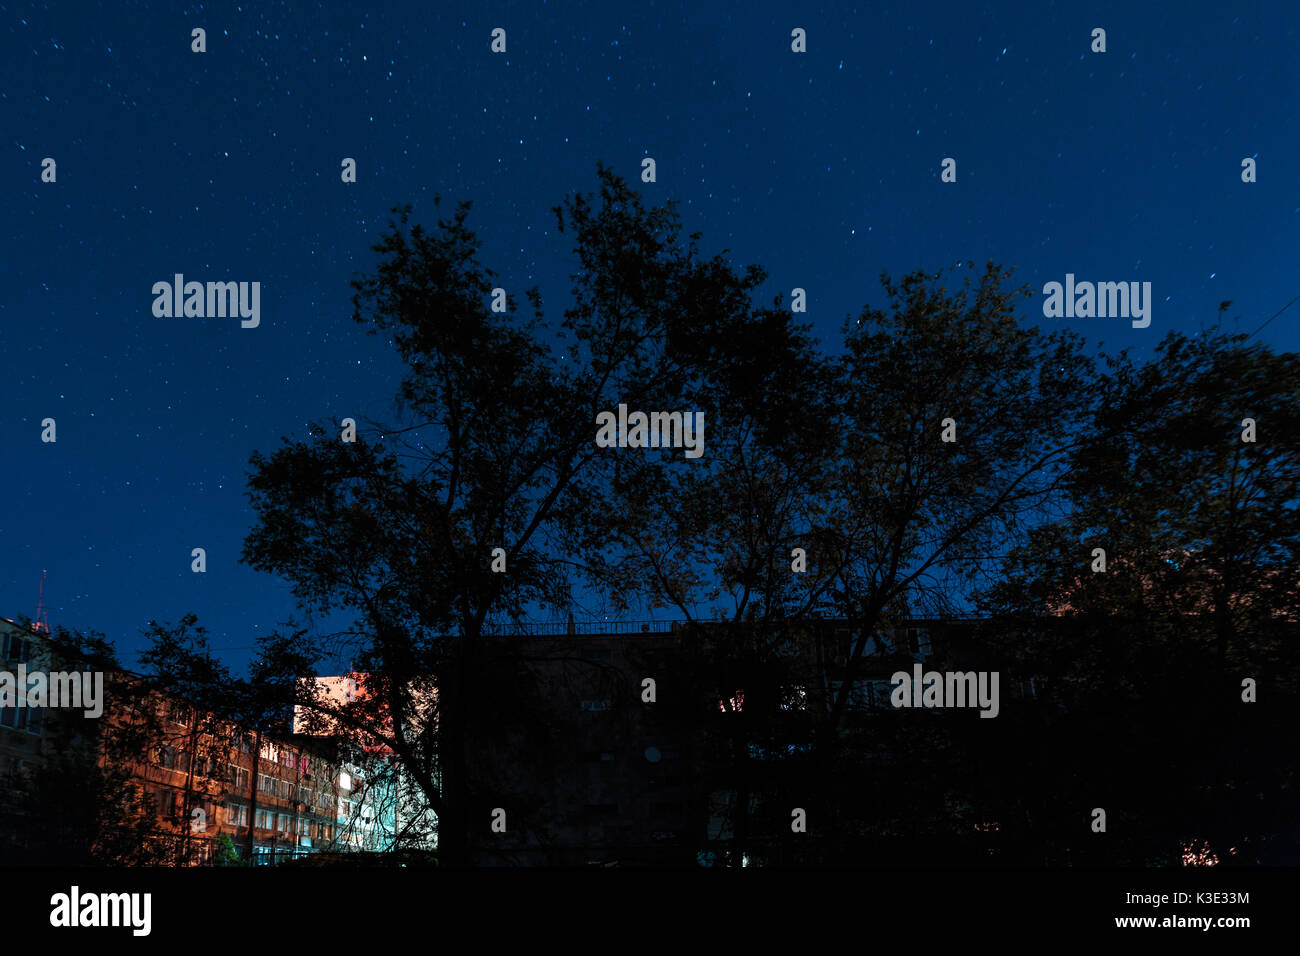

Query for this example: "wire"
[1250,292,1300,338]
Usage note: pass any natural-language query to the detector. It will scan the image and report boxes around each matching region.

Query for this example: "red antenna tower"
[34,570,50,634]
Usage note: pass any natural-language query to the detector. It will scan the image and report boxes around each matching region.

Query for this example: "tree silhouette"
[978,327,1300,863]
[241,164,811,864]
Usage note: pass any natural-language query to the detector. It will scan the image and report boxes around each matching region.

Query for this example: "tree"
[817,263,1098,729]
[136,614,244,864]
[978,327,1300,863]
[567,226,842,866]
[240,164,799,865]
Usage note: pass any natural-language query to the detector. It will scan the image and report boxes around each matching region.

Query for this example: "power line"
[1250,291,1300,338]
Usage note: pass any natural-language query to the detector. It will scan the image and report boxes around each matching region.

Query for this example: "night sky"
[3,1,1297,674]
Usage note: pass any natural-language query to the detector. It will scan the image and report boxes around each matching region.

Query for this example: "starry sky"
[3,1,1297,674]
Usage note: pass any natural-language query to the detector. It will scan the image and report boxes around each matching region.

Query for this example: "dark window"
[834,628,851,661]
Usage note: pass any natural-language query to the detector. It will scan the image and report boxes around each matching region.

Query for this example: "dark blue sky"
[3,1,1297,674]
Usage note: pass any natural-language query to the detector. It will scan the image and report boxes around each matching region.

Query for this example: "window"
[834,627,851,661]
[157,789,177,817]
[226,803,248,827]
[277,813,289,833]
[13,707,40,732]
[2,635,29,663]
[0,707,36,732]
[228,766,250,791]
[0,706,16,729]
[157,746,177,770]
[717,689,745,713]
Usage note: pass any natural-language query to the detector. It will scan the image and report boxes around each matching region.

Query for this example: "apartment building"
[0,616,409,865]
